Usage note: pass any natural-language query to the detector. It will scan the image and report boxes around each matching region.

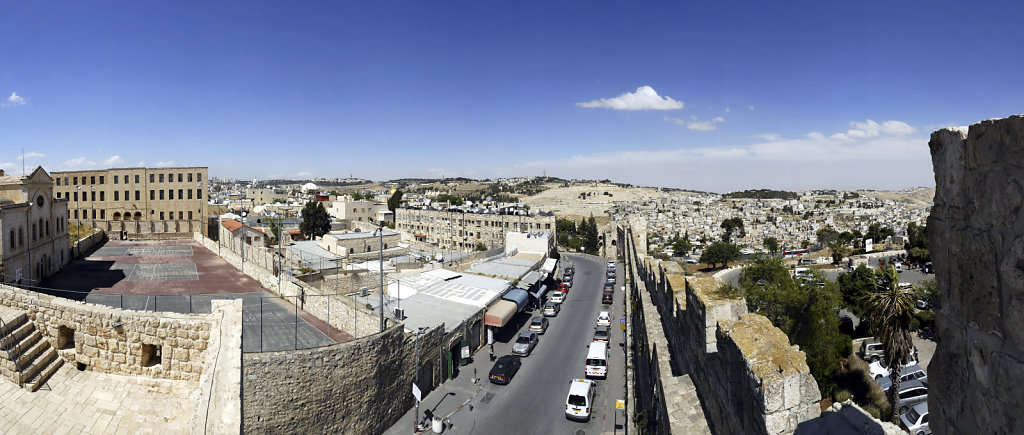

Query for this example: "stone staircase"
[0,309,63,392]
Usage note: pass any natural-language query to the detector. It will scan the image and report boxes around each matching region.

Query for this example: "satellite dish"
[435,253,443,262]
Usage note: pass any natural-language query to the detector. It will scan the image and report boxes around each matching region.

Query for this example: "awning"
[484,300,518,327]
[541,258,558,275]
[530,284,548,301]
[502,289,530,313]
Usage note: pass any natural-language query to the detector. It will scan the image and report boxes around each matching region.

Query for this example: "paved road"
[384,253,627,435]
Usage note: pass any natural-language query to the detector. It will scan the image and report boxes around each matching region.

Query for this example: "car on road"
[923,262,933,274]
[870,354,920,380]
[529,316,549,334]
[562,275,573,288]
[877,364,928,392]
[565,265,575,275]
[607,260,615,268]
[593,325,610,343]
[603,282,614,291]
[558,282,570,293]
[488,355,522,385]
[893,379,929,415]
[900,402,931,435]
[596,311,611,327]
[606,269,616,278]
[585,341,608,378]
[512,332,539,357]
[565,378,595,422]
[543,302,561,316]
[601,291,614,305]
[916,299,930,310]
[605,277,615,286]
[549,291,566,304]
[860,339,884,363]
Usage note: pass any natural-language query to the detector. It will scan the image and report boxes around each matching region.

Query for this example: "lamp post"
[76,186,81,240]
[376,220,385,332]
[197,183,204,238]
[413,326,428,431]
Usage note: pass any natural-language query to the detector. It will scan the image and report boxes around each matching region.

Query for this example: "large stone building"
[51,166,208,238]
[327,196,392,230]
[0,167,71,285]
[395,206,555,251]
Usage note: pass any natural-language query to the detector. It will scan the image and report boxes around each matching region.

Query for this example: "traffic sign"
[412,382,421,402]
[616,399,625,410]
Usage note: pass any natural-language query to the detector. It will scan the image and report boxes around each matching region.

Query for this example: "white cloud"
[679,116,724,131]
[57,157,97,170]
[296,171,312,177]
[103,155,124,166]
[156,161,175,167]
[137,161,146,166]
[2,92,26,108]
[748,106,755,111]
[755,133,781,141]
[577,86,684,111]
[0,162,15,170]
[17,151,45,159]
[725,107,731,113]
[518,118,931,191]
[830,119,917,141]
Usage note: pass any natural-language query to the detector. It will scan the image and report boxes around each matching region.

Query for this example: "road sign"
[616,399,625,410]
[412,382,421,402]
[620,318,626,331]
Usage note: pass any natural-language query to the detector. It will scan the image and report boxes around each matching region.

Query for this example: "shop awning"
[502,289,530,313]
[541,258,558,276]
[484,300,518,327]
[530,284,548,301]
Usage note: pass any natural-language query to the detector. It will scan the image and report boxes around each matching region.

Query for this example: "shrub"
[862,404,881,420]
[834,389,852,403]
[914,310,936,330]
[909,316,921,331]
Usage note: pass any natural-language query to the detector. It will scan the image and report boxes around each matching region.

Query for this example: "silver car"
[512,332,539,357]
[894,379,928,415]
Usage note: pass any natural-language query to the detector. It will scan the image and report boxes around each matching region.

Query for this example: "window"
[100,210,105,219]
[99,191,105,201]
[188,211,193,219]
[150,190,155,200]
[159,174,164,183]
[32,224,36,241]
[124,175,129,184]
[65,177,69,185]
[197,189,202,199]
[150,174,155,183]
[168,190,173,200]
[135,175,140,183]
[91,176,95,184]
[92,209,96,219]
[9,230,14,249]
[74,176,78,185]
[113,176,118,184]
[99,176,105,184]
[57,326,75,350]
[91,191,95,201]
[178,211,183,220]
[141,343,161,367]
[178,189,182,199]
[74,210,78,219]
[188,173,193,182]
[124,190,129,201]
[178,173,183,182]
[73,192,78,201]
[188,189,192,199]
[135,190,140,201]
[196,172,201,182]
[45,220,49,236]
[160,212,164,220]
[18,228,23,246]
[159,190,165,200]
[56,178,61,186]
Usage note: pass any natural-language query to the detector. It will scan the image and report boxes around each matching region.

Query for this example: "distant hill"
[722,189,798,200]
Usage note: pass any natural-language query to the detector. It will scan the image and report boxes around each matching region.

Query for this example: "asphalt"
[383,253,628,435]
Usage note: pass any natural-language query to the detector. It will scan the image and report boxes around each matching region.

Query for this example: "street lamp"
[90,186,96,230]
[413,326,428,431]
[75,186,82,240]
[374,219,385,332]
[198,183,204,238]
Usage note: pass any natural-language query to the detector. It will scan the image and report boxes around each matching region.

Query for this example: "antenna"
[22,148,25,175]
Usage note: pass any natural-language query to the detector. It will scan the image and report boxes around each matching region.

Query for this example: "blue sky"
[2,1,1022,192]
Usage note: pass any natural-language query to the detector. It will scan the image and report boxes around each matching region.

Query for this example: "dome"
[301,182,318,192]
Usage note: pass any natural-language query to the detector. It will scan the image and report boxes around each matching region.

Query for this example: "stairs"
[0,311,64,392]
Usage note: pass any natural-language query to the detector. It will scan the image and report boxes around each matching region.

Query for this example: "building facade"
[327,197,391,229]
[0,167,71,285]
[52,167,208,237]
[395,207,555,251]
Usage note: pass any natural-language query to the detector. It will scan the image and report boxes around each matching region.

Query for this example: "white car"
[870,356,920,380]
[900,402,931,435]
[565,379,595,422]
[596,311,611,328]
[549,291,566,304]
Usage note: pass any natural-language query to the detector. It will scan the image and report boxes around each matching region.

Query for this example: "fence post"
[189,294,193,314]
[294,296,298,350]
[260,299,264,352]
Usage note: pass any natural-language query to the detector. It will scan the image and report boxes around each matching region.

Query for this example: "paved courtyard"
[0,364,197,434]
[39,239,348,351]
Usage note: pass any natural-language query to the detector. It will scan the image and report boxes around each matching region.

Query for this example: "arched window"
[113,212,121,221]
[32,223,37,241]
[134,212,142,220]
[9,230,13,249]
[46,220,50,236]
[18,227,23,246]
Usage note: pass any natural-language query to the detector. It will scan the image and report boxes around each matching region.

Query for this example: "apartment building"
[51,167,208,237]
[395,206,555,251]
[327,197,392,230]
[0,167,71,285]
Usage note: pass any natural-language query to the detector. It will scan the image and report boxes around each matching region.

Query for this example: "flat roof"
[287,241,342,269]
[466,256,538,280]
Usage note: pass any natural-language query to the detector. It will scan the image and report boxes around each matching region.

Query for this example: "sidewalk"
[381,350,493,435]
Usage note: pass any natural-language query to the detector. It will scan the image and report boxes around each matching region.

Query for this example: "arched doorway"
[418,361,435,396]
[470,320,482,351]
[113,212,121,221]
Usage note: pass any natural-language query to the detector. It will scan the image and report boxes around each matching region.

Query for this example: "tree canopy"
[699,241,740,268]
[387,189,404,213]
[720,217,745,242]
[863,265,915,422]
[300,201,331,239]
[763,237,779,255]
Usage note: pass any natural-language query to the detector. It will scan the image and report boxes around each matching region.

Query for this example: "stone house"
[0,167,72,285]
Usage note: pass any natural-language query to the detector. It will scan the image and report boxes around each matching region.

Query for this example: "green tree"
[699,241,741,268]
[866,223,894,245]
[837,265,875,318]
[672,233,693,257]
[583,215,600,255]
[435,193,464,206]
[863,265,916,422]
[299,201,331,239]
[387,189,404,213]
[917,278,940,310]
[816,227,840,248]
[763,237,779,255]
[829,241,851,264]
[720,217,745,242]
[268,216,281,245]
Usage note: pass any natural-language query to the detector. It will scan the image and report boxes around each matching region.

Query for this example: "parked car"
[870,354,920,380]
[877,364,928,392]
[562,275,573,288]
[601,291,614,305]
[564,265,575,276]
[512,332,539,357]
[593,325,610,343]
[893,379,929,415]
[543,302,561,317]
[606,269,616,278]
[549,291,566,304]
[607,260,615,268]
[860,339,884,362]
[558,282,570,294]
[596,311,611,328]
[603,282,615,292]
[488,355,522,385]
[565,378,595,421]
[529,316,549,334]
[900,402,931,435]
[916,299,930,310]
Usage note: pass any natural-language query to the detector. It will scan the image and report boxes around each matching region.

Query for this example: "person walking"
[489,343,495,361]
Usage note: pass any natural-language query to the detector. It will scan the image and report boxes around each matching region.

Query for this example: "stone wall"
[191,299,243,433]
[620,224,821,434]
[927,115,1024,433]
[0,284,213,381]
[242,324,446,434]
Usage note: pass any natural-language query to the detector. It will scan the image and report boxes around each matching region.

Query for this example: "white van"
[793,267,811,279]
[585,341,608,379]
[565,378,595,421]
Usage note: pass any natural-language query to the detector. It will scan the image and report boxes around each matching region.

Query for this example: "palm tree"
[862,265,915,423]
[829,241,851,264]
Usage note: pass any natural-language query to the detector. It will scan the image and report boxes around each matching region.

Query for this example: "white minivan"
[585,341,608,379]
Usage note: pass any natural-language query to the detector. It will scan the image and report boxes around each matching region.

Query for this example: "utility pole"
[378,220,385,332]
[90,186,96,230]
[76,186,82,241]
